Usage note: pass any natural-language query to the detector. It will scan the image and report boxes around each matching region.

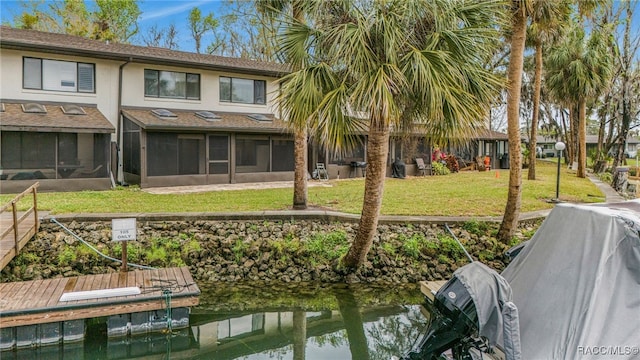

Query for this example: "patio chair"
[76,164,103,178]
[315,163,329,181]
[415,158,432,176]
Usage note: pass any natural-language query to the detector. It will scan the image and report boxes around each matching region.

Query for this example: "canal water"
[4,282,429,359]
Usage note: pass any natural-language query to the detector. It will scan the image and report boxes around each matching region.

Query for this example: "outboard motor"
[401,262,521,360]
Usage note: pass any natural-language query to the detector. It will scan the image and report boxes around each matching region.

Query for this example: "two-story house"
[0,26,290,193]
[1,26,510,193]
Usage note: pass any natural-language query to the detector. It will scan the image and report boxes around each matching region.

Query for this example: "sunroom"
[121,108,295,188]
[0,102,113,193]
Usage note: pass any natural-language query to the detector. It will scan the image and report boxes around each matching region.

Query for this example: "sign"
[112,218,137,242]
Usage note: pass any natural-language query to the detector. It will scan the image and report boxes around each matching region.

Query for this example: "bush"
[432,162,450,175]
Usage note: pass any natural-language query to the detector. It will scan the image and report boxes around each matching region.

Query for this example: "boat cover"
[501,201,640,359]
[453,261,513,347]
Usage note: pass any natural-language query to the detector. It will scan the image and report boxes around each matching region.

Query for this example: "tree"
[278,0,505,271]
[526,1,571,180]
[140,24,179,49]
[93,0,140,43]
[546,20,614,178]
[12,0,141,43]
[209,0,279,61]
[188,7,218,54]
[497,0,530,243]
[258,0,309,210]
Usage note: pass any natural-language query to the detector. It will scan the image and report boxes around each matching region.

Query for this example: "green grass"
[1,160,605,217]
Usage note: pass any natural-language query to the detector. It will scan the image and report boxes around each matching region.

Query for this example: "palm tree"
[526,1,571,181]
[278,0,506,270]
[546,21,614,178]
[258,0,310,210]
[497,0,530,243]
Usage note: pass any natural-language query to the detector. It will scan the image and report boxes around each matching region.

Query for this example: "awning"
[0,102,115,133]
[122,107,291,134]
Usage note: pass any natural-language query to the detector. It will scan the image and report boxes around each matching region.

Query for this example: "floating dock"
[0,267,200,350]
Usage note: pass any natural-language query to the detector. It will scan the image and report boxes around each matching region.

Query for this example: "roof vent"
[151,108,177,118]
[21,103,47,114]
[247,113,272,122]
[61,104,86,115]
[0,103,4,112]
[195,111,221,121]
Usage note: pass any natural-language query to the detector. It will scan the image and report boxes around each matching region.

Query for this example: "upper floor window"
[144,69,200,100]
[220,77,266,105]
[23,57,95,93]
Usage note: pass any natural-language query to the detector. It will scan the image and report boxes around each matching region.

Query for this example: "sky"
[0,0,226,52]
[0,0,638,55]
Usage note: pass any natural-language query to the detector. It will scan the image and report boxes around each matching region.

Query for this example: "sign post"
[112,218,137,272]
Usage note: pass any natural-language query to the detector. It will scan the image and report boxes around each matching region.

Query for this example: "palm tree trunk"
[527,41,542,180]
[342,125,389,270]
[293,128,308,209]
[336,289,370,360]
[577,99,587,178]
[293,310,307,360]
[567,106,575,165]
[498,5,526,243]
[291,4,307,210]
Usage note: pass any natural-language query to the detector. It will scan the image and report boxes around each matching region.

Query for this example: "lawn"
[2,160,604,217]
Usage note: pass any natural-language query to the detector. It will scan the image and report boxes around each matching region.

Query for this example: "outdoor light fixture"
[59,287,141,302]
[555,141,566,201]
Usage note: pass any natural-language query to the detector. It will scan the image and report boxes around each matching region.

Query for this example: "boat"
[400,200,640,360]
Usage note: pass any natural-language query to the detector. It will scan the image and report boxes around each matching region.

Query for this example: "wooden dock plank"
[5,280,35,310]
[32,278,63,309]
[24,280,49,308]
[20,279,47,310]
[420,280,447,301]
[179,266,199,294]
[46,278,70,307]
[72,275,87,292]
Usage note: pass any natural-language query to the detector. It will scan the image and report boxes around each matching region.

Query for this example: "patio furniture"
[415,158,432,176]
[75,164,104,178]
[315,163,329,181]
[350,161,366,178]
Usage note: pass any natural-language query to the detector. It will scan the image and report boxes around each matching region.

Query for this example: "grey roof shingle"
[0,26,289,77]
[122,107,291,134]
[0,102,114,133]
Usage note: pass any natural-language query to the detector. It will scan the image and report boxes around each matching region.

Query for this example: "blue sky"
[0,0,226,52]
[1,0,638,55]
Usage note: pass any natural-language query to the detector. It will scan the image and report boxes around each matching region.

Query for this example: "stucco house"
[0,26,290,192]
[1,26,509,192]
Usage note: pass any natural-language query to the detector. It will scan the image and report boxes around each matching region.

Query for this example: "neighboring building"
[0,26,289,192]
[532,135,639,159]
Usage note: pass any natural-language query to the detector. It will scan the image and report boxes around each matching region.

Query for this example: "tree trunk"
[567,106,575,165]
[293,310,307,360]
[342,124,389,270]
[292,128,308,209]
[498,5,526,243]
[336,289,370,360]
[291,5,308,210]
[527,41,543,180]
[577,99,587,178]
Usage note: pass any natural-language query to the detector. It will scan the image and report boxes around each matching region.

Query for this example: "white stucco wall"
[1,49,282,127]
[0,49,121,128]
[121,63,280,115]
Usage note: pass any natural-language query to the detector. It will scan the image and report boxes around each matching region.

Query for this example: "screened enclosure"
[1,131,109,180]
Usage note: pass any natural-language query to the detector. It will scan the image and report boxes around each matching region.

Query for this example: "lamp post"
[555,141,566,201]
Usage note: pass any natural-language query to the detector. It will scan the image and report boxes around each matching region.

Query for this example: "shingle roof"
[472,128,509,140]
[122,108,291,134]
[0,26,289,77]
[0,102,114,133]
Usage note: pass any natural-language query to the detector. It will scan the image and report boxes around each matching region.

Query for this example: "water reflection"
[4,283,428,359]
